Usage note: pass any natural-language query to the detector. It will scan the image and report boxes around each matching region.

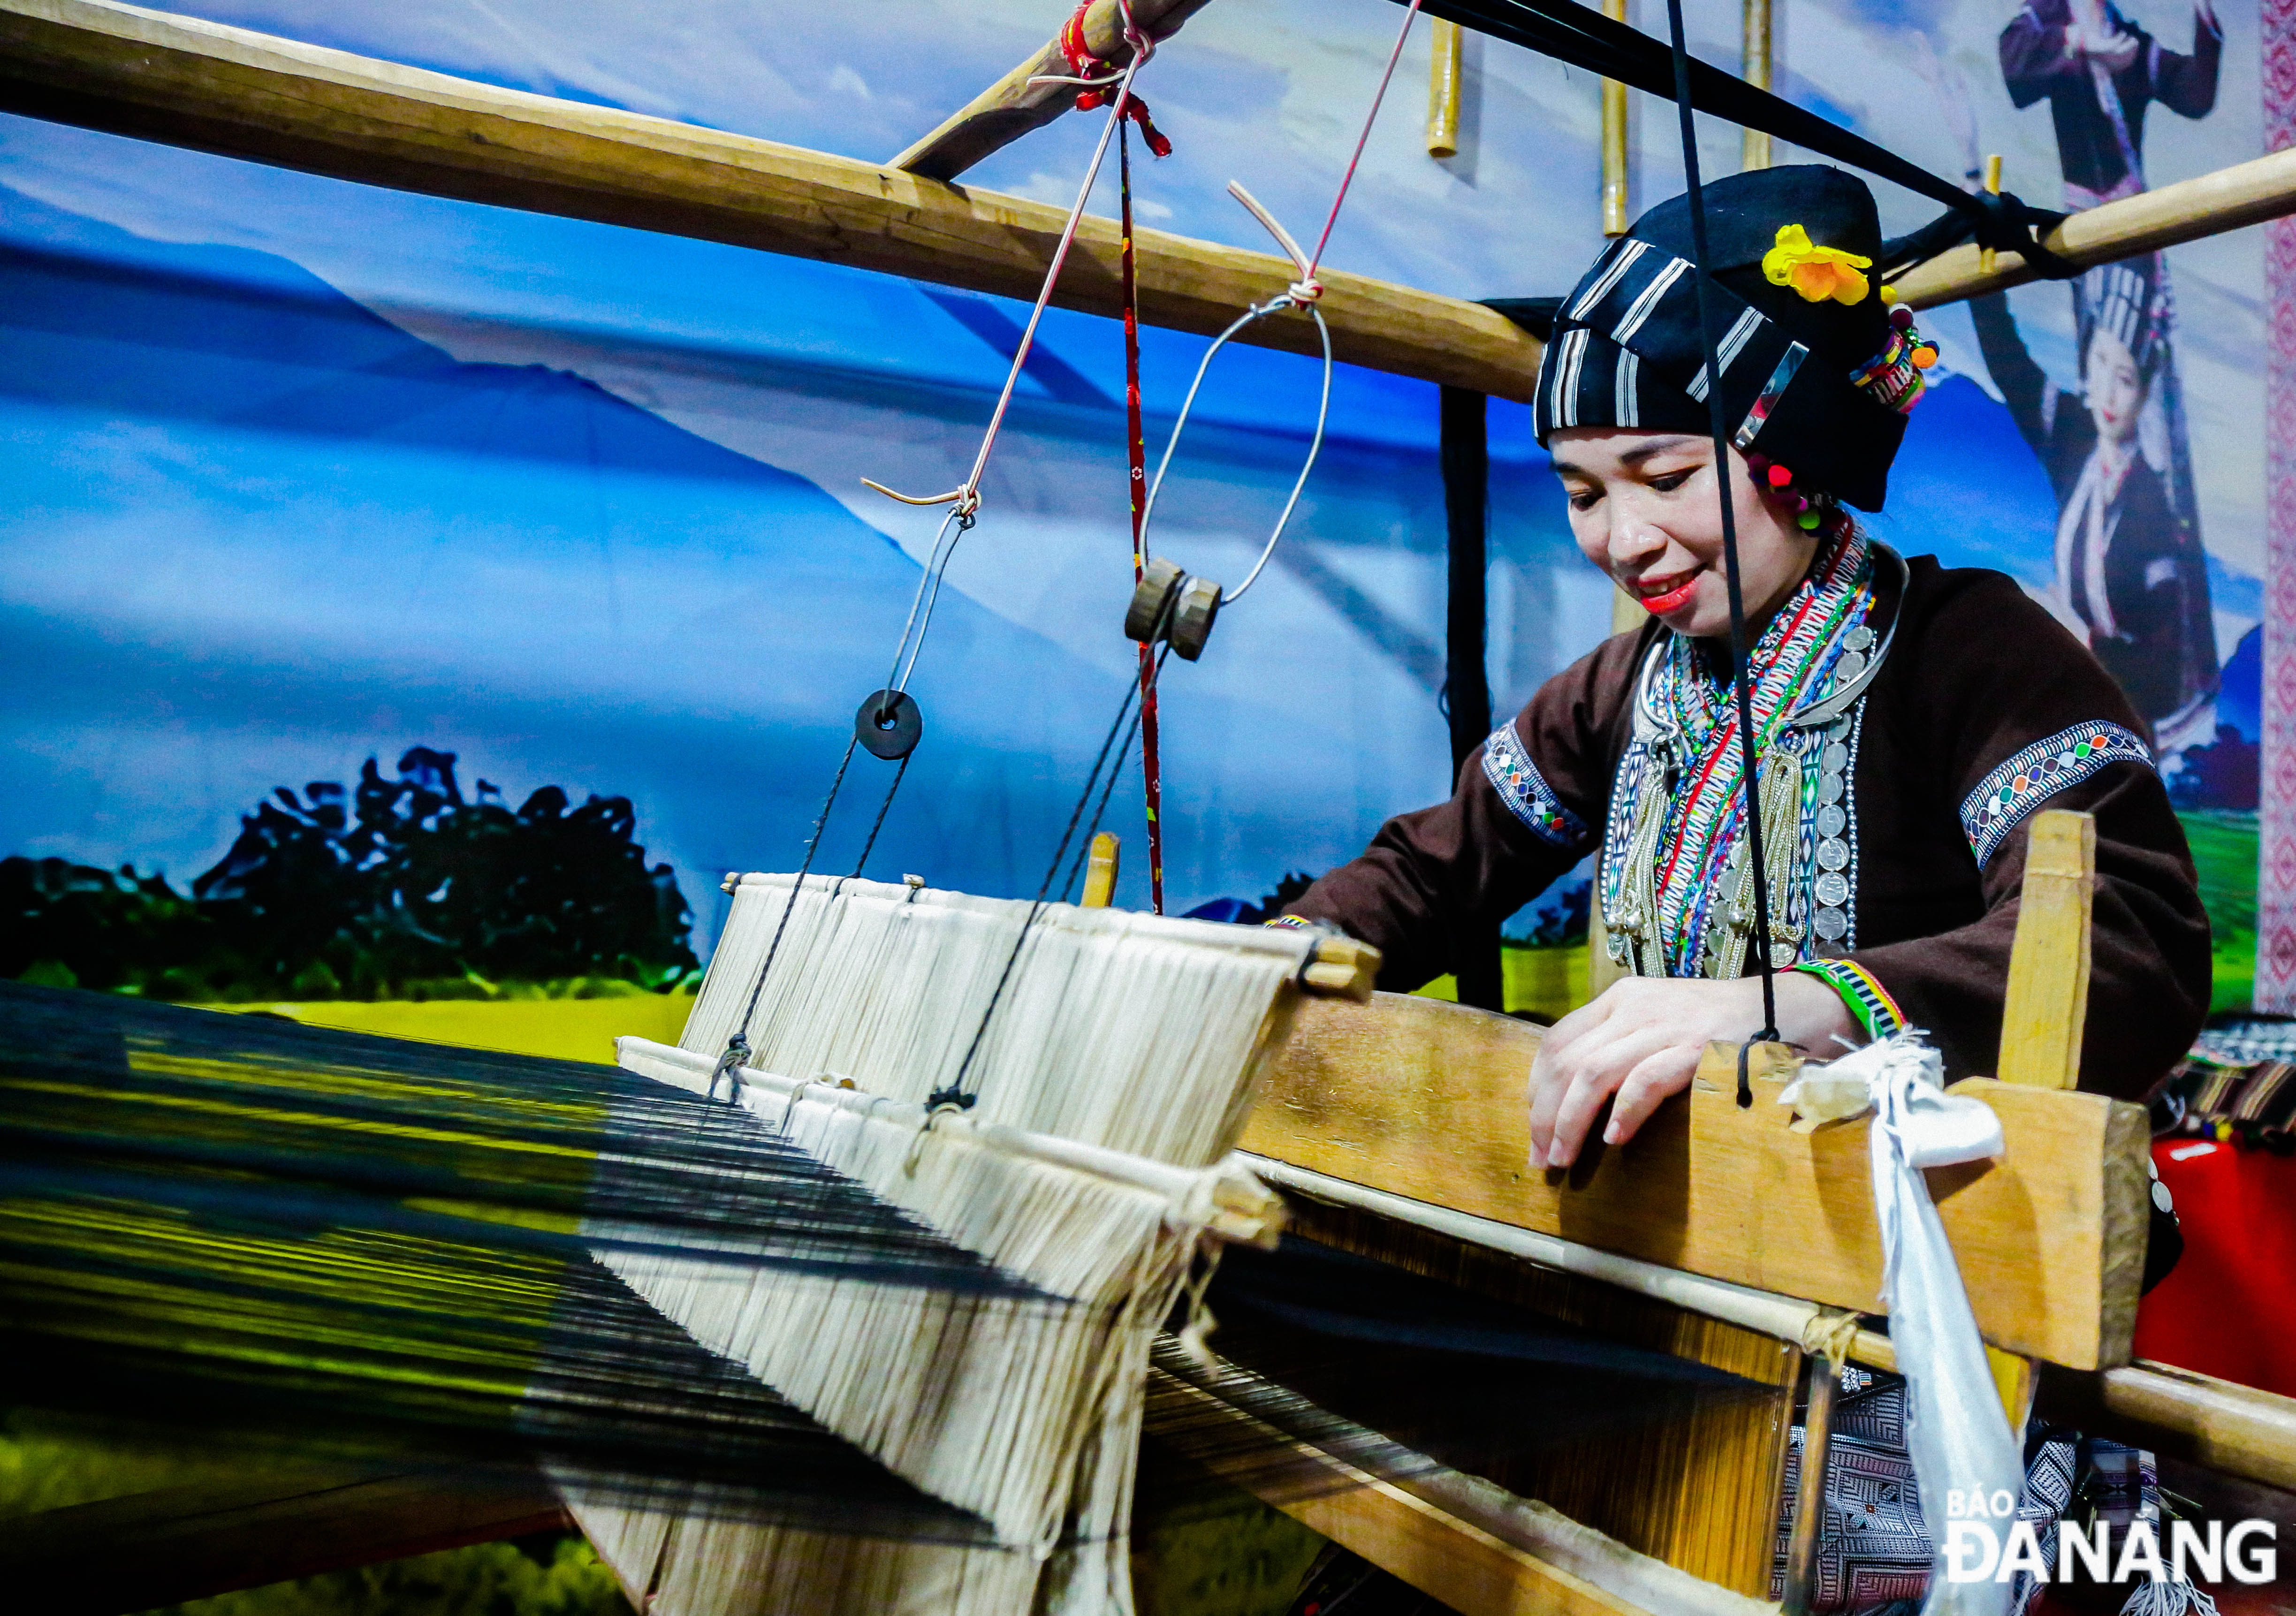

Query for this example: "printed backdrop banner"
[0,0,2266,966]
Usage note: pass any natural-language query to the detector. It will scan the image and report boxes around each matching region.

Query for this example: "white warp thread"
[565,875,1317,1616]
[1781,1032,2022,1616]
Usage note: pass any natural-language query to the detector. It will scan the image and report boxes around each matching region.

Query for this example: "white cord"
[1134,288,1333,607]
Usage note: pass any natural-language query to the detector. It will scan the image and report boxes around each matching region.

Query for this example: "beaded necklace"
[1600,528,1878,979]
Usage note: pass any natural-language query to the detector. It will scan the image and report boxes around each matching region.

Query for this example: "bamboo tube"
[1081,832,1121,908]
[1428,17,1463,158]
[1601,0,1631,235]
[1898,145,2296,309]
[1979,152,2003,275]
[1739,0,1772,173]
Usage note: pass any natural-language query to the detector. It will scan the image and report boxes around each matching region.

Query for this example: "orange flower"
[1761,224,1873,306]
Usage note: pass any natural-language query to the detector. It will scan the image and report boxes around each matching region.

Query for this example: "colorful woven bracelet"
[1791,958,1903,1043]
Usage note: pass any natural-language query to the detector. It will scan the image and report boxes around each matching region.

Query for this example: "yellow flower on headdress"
[1762,224,1872,306]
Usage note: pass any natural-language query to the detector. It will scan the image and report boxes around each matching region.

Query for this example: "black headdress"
[2076,258,2166,377]
[1523,165,1908,510]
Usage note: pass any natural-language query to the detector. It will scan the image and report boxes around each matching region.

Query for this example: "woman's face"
[2083,326,2145,448]
[1550,428,1820,639]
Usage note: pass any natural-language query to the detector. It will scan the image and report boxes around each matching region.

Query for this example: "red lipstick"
[1632,570,1702,616]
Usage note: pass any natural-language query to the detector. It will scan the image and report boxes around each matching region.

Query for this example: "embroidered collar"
[1604,532,1894,978]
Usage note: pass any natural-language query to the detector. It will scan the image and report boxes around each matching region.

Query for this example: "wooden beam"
[0,0,1541,398]
[2036,1359,2296,1495]
[0,1461,570,1616]
[1149,1362,1688,1616]
[1239,992,2151,1369]
[1897,146,2296,309]
[890,0,1213,182]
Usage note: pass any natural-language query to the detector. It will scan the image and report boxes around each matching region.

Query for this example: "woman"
[1280,165,2210,1176]
[1969,262,2218,738]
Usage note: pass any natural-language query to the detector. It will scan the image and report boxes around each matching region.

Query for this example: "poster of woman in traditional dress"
[1992,0,2224,748]
[1969,265,2219,728]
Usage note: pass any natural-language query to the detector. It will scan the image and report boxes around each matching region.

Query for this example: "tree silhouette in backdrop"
[4,748,695,1000]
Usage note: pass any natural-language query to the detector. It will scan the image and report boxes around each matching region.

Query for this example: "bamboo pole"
[2036,1359,2296,1495]
[1898,145,2296,308]
[1739,0,1771,172]
[890,0,1214,182]
[0,0,1542,398]
[1427,16,1463,159]
[1778,1355,1835,1615]
[1601,0,1631,235]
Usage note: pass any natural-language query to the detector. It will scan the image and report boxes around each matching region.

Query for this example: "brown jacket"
[1285,556,2210,1099]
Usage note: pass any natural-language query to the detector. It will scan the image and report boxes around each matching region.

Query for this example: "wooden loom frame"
[4,2,2296,1611]
[1184,808,2296,1614]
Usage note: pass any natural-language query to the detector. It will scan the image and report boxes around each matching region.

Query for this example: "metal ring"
[855,689,924,760]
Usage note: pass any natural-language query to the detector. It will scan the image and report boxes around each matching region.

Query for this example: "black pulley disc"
[855,689,923,759]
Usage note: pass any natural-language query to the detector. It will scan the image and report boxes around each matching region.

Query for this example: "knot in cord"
[904,1088,978,1175]
[708,1032,751,1104]
[1285,278,1323,305]
[1056,1,1174,154]
[1798,1307,1862,1371]
[1968,188,2078,279]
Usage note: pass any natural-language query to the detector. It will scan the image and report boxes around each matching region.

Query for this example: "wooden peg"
[1426,18,1463,159]
[1998,809,2094,1089]
[1303,936,1383,1001]
[1082,832,1121,909]
[1980,154,2003,274]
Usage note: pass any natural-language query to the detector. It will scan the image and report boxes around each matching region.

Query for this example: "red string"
[1119,121,1165,916]
[1060,4,1172,156]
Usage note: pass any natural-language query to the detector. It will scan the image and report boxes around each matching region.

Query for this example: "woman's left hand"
[1527,971,1863,1168]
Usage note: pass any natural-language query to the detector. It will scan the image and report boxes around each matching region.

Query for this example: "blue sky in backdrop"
[0,0,2267,936]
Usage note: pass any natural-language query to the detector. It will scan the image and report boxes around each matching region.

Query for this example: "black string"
[1404,0,2074,273]
[731,736,862,1054]
[935,645,1171,1111]
[1060,656,1161,904]
[846,753,912,885]
[1662,0,1779,1081]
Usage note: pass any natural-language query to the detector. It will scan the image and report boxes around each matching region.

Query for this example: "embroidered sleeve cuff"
[1792,958,1904,1043]
[1482,721,1591,851]
[1960,722,2152,868]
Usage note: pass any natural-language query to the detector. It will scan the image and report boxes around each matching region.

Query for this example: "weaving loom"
[537,812,2156,1616]
[9,4,2296,1613]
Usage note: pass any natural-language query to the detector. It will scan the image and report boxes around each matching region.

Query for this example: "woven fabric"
[1794,958,1905,1041]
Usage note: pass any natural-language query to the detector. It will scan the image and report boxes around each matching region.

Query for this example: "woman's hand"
[1527,971,1863,1168]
